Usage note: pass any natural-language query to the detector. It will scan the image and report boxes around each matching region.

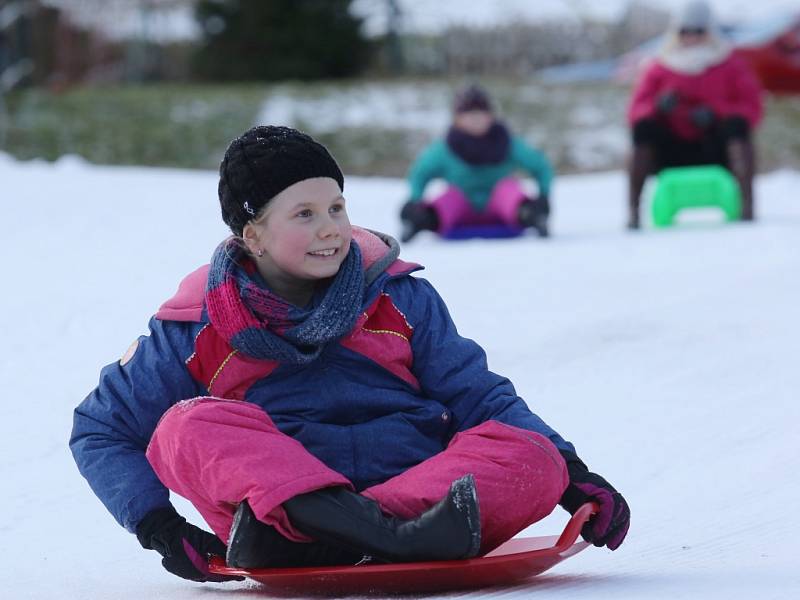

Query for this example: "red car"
[614,12,800,96]
[736,15,800,94]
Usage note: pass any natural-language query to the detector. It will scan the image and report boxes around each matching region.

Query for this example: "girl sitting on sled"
[400,83,554,241]
[70,125,629,583]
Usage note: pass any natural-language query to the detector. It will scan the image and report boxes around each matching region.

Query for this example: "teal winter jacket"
[407,136,553,211]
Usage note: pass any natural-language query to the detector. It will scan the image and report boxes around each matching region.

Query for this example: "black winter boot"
[283,474,481,563]
[400,201,439,243]
[627,143,656,230]
[226,500,364,569]
[727,138,756,221]
[517,196,550,237]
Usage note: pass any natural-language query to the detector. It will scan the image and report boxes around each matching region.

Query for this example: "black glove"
[656,91,679,114]
[537,194,550,217]
[690,105,715,129]
[558,450,630,550]
[136,506,243,582]
[399,200,438,243]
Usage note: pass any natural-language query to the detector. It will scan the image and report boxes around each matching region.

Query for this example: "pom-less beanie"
[218,125,345,235]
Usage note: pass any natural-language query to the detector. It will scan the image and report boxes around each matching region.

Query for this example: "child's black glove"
[136,506,243,582]
[558,450,630,550]
[399,200,439,243]
[537,194,551,216]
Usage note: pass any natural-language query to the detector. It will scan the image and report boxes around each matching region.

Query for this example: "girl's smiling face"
[243,177,352,305]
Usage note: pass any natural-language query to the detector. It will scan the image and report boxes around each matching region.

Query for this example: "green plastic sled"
[651,165,741,227]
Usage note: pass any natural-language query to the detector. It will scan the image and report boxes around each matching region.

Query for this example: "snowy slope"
[1,153,798,599]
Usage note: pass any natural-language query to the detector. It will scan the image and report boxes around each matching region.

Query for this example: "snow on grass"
[259,81,453,133]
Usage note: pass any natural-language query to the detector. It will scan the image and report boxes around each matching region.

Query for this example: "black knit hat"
[218,125,345,235]
[453,84,493,114]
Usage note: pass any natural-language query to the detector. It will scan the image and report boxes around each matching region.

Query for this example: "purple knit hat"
[453,84,493,113]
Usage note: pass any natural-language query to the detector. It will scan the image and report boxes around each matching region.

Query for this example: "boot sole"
[450,474,482,559]
[226,501,261,568]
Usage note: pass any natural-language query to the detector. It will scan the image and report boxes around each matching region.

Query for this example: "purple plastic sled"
[440,224,525,240]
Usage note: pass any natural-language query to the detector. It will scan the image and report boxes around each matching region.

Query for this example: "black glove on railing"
[136,506,243,582]
[558,450,630,550]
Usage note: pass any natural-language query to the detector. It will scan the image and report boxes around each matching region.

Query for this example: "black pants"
[632,116,750,172]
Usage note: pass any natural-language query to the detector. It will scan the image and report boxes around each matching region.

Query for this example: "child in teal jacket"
[401,84,553,241]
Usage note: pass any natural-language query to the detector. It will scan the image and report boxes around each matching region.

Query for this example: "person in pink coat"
[626,0,763,228]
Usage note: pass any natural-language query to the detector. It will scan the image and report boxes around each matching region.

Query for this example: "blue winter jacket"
[70,231,573,534]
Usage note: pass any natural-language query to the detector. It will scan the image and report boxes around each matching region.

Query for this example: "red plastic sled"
[208,502,597,594]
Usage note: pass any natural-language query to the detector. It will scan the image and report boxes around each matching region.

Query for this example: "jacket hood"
[355,227,401,286]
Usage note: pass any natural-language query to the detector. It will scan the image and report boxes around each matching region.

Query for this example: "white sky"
[43,0,800,41]
[354,0,800,34]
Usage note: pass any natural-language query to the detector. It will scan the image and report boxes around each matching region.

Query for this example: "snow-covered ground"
[1,153,798,599]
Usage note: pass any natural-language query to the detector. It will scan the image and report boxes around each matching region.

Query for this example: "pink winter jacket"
[627,53,763,141]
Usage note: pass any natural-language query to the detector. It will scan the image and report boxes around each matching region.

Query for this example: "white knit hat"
[677,0,713,30]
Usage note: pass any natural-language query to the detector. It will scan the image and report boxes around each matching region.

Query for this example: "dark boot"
[727,138,756,221]
[400,201,439,243]
[226,500,364,569]
[518,196,550,237]
[283,474,481,563]
[628,143,655,230]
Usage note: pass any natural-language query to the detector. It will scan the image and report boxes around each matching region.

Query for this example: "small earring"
[256,248,264,257]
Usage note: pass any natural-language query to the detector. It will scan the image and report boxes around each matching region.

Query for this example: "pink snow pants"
[430,177,528,235]
[146,397,568,555]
